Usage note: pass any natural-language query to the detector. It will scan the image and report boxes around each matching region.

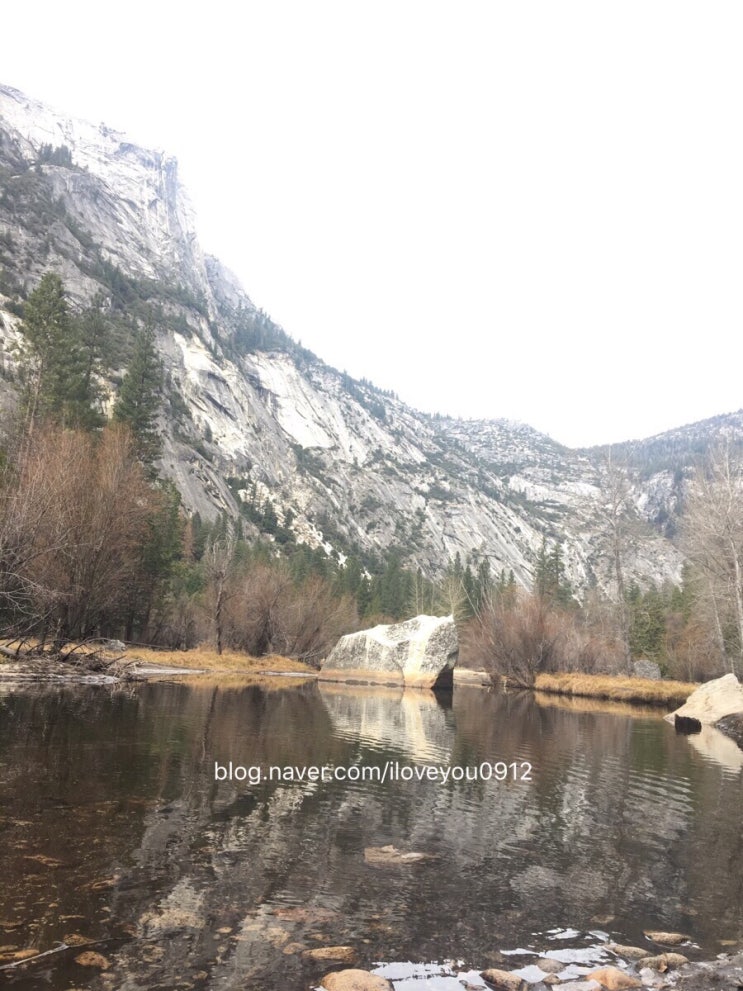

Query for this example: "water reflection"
[0,680,742,990]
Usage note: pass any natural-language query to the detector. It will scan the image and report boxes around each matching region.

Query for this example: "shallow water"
[0,678,741,989]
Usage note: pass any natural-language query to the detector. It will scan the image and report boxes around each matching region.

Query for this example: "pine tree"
[113,326,163,467]
[534,538,572,606]
[20,273,102,429]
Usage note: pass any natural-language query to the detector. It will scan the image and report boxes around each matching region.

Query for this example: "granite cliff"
[2,82,739,594]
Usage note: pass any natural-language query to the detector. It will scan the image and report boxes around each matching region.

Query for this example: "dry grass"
[533,672,697,707]
[0,638,315,675]
[125,646,315,674]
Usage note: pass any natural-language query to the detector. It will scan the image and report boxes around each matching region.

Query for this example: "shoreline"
[0,653,698,706]
[530,672,696,707]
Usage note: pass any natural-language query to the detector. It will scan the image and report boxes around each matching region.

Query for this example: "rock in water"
[303,946,358,964]
[715,712,743,749]
[665,673,743,726]
[642,931,690,946]
[363,845,433,866]
[479,969,527,991]
[637,953,689,971]
[585,967,641,989]
[320,970,393,991]
[320,615,458,689]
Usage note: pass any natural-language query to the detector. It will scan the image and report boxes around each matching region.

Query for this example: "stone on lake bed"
[272,905,339,923]
[73,951,111,969]
[586,966,642,989]
[319,615,458,689]
[607,945,650,961]
[320,969,393,991]
[637,953,689,971]
[642,931,690,946]
[7,949,39,962]
[479,968,527,991]
[536,958,565,973]
[363,845,433,866]
[302,945,358,964]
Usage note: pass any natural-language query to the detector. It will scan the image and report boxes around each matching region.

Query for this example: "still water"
[0,678,742,989]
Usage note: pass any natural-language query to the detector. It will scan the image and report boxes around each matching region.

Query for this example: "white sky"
[3,1,742,447]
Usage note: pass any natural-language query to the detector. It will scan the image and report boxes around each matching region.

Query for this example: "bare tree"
[468,590,564,687]
[683,442,743,674]
[203,523,237,655]
[597,450,633,671]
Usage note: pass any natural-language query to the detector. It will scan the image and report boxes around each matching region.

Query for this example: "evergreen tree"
[534,538,573,606]
[20,273,101,429]
[113,326,163,467]
[74,299,108,430]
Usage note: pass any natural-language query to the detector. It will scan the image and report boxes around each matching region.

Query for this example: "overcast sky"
[3,2,742,447]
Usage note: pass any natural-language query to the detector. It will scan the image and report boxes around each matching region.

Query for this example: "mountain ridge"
[1,81,739,594]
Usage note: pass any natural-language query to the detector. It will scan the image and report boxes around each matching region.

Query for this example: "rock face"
[632,659,661,680]
[0,82,699,595]
[666,673,743,726]
[320,615,458,689]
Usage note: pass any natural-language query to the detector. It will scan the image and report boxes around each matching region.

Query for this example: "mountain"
[0,82,738,595]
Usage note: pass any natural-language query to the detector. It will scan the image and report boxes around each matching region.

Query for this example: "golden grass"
[0,639,315,678]
[533,672,697,707]
[125,646,315,674]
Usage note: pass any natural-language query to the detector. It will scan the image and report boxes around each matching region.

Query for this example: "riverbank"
[532,672,697,707]
[0,641,315,683]
[124,645,314,675]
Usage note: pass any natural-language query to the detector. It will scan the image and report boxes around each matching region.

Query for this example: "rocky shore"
[311,936,743,991]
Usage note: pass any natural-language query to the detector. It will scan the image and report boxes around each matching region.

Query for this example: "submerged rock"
[73,951,111,969]
[479,969,527,991]
[536,958,564,973]
[320,969,393,991]
[302,946,358,964]
[585,966,641,989]
[642,930,690,946]
[320,615,458,689]
[363,845,433,867]
[637,952,689,971]
[607,945,650,961]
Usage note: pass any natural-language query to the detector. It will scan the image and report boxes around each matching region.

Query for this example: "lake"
[1,677,742,989]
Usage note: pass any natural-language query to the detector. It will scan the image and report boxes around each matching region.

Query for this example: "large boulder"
[319,615,458,689]
[665,673,743,726]
[715,712,743,749]
[633,659,661,680]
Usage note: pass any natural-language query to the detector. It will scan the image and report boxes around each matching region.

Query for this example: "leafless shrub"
[213,562,357,665]
[467,592,565,686]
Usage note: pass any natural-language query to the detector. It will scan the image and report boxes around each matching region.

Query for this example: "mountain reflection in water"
[0,679,742,990]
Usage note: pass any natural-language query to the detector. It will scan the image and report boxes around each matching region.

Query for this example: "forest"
[1,273,743,685]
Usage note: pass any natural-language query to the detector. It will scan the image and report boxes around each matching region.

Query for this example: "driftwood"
[0,936,128,972]
[0,637,140,680]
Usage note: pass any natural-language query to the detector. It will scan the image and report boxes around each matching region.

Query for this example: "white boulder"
[319,615,458,689]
